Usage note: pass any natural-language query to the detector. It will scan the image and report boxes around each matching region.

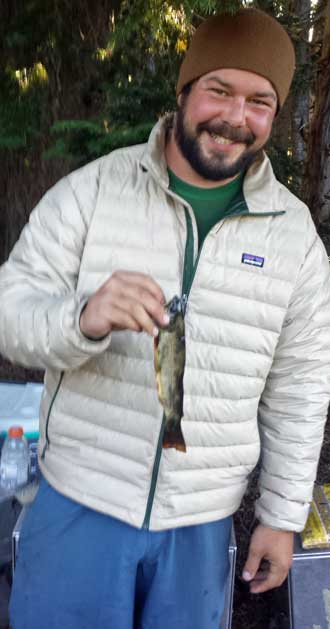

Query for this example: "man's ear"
[177,92,182,107]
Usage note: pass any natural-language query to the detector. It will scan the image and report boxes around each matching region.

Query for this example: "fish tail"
[162,420,186,453]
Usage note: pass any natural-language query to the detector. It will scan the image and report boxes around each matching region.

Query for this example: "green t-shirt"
[168,169,245,249]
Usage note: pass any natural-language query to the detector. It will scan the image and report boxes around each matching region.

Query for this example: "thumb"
[242,546,263,582]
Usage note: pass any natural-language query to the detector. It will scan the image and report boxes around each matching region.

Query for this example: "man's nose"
[222,96,246,127]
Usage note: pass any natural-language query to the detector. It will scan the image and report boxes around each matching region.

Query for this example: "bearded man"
[1,9,330,629]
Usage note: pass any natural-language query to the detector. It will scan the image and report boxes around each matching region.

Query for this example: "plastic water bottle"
[0,426,29,492]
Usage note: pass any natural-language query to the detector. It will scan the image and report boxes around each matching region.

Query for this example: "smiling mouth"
[210,133,238,145]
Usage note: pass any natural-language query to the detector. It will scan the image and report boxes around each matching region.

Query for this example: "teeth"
[211,133,233,145]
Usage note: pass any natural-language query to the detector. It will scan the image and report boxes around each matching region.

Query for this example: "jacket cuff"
[255,489,310,532]
[78,299,110,342]
[51,294,112,365]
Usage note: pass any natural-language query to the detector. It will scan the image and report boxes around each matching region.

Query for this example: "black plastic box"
[288,533,330,628]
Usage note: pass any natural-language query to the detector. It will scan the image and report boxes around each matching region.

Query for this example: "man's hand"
[242,524,294,594]
[80,271,169,339]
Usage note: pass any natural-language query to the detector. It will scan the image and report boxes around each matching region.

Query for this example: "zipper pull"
[181,294,188,317]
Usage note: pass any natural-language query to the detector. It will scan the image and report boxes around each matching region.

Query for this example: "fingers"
[120,271,165,305]
[112,273,168,331]
[101,305,143,334]
[80,270,169,339]
[249,561,289,594]
[116,296,164,337]
[242,546,263,584]
[242,525,293,594]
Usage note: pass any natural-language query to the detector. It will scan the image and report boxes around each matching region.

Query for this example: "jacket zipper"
[142,201,206,529]
[142,412,167,528]
[41,371,64,459]
[142,195,285,529]
[142,204,195,529]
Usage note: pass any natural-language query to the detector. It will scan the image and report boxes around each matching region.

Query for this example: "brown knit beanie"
[177,9,295,109]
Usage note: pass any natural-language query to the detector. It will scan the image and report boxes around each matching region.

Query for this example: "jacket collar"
[140,116,171,187]
[140,116,285,216]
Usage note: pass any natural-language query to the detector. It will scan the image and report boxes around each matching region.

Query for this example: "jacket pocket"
[41,371,64,459]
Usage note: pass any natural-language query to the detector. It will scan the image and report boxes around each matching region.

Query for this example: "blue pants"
[10,478,231,629]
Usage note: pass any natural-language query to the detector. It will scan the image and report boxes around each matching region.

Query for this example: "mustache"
[197,121,256,146]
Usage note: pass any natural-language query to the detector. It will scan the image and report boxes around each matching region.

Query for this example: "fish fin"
[154,336,160,372]
[155,372,164,405]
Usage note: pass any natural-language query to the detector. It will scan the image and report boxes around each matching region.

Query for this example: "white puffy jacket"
[0,118,330,531]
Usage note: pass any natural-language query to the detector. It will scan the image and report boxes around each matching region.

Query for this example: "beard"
[174,100,262,182]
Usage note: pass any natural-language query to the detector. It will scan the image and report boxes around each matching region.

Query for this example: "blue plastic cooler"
[0,381,43,442]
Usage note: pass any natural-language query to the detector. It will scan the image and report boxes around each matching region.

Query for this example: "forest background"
[0,1,330,628]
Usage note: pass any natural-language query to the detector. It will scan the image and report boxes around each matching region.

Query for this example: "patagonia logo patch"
[241,253,264,268]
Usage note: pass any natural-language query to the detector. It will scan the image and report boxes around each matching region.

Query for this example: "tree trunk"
[291,0,312,197]
[305,0,330,230]
[272,93,293,153]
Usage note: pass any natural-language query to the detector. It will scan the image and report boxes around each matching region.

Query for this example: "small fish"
[154,295,186,452]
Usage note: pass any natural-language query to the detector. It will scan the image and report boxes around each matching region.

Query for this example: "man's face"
[174,68,277,183]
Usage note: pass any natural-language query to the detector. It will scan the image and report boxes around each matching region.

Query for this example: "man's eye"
[210,89,228,96]
[251,99,270,107]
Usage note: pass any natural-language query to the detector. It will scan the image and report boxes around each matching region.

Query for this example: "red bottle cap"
[8,426,24,438]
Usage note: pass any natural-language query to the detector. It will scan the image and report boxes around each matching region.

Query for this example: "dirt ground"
[0,354,329,629]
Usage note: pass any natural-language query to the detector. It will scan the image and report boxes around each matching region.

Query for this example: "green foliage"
[0,0,255,165]
[45,0,185,165]
[45,70,176,166]
[0,65,47,150]
[0,0,322,199]
[106,74,176,127]
[180,0,244,15]
[44,119,155,166]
